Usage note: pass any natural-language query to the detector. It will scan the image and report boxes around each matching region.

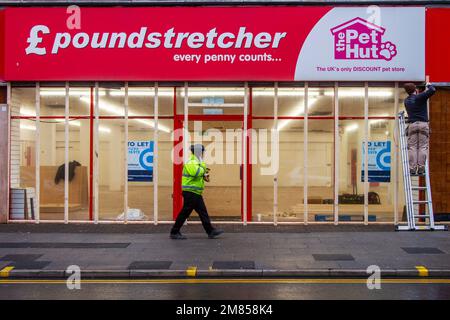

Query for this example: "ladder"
[397,111,447,231]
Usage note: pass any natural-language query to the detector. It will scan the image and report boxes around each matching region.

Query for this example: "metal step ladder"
[396,111,447,231]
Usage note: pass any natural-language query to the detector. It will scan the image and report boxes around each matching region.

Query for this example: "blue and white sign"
[361,141,391,183]
[202,97,225,105]
[128,141,154,182]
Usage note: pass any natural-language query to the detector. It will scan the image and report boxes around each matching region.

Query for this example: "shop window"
[338,119,365,221]
[252,120,275,222]
[38,121,64,220]
[12,87,36,117]
[369,120,396,223]
[127,86,155,116]
[278,87,305,117]
[308,87,333,116]
[367,85,397,223]
[68,86,94,116]
[98,82,125,117]
[307,119,334,221]
[128,120,154,222]
[10,87,37,212]
[338,86,365,117]
[277,119,305,222]
[368,85,396,117]
[10,83,175,223]
[10,118,37,220]
[68,118,90,221]
[158,119,174,221]
[252,87,274,116]
[158,87,174,116]
[98,119,125,220]
[175,87,185,115]
[40,87,67,116]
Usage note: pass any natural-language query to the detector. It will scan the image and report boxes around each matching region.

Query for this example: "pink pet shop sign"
[331,17,397,61]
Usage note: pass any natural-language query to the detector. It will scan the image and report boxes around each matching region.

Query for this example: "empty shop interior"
[9,82,412,224]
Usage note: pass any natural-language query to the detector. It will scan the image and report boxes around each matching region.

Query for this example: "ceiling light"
[345,124,359,132]
[277,98,318,131]
[40,89,106,97]
[20,124,36,131]
[20,108,35,116]
[369,119,387,126]
[109,89,173,97]
[326,90,393,97]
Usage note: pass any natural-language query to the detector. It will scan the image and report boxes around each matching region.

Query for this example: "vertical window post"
[64,82,69,224]
[364,82,369,225]
[124,82,129,224]
[183,83,189,226]
[94,82,99,224]
[153,82,159,225]
[183,83,189,164]
[35,82,40,224]
[394,82,399,225]
[243,82,249,225]
[334,82,339,225]
[303,82,309,225]
[273,83,278,226]
[89,87,94,221]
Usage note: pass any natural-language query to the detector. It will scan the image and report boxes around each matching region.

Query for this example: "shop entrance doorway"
[172,86,251,222]
[174,115,251,221]
[188,121,244,220]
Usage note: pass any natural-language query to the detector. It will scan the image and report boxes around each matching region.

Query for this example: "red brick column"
[429,88,450,214]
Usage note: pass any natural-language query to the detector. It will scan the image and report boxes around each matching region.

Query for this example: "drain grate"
[0,254,43,262]
[8,261,51,269]
[128,261,172,270]
[0,254,51,270]
[0,242,130,248]
[313,254,355,261]
[212,261,255,269]
[402,247,445,254]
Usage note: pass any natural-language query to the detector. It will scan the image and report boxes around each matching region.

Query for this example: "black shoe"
[417,166,425,175]
[170,232,187,240]
[208,229,224,239]
[410,167,417,175]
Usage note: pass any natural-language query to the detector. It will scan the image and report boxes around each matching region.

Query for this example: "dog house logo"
[330,17,397,61]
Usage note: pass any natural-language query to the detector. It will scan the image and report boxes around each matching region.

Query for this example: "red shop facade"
[0,4,449,225]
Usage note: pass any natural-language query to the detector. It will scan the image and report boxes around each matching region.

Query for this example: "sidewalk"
[0,224,449,278]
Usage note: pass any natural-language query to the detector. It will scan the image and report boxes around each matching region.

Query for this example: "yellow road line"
[0,278,449,285]
[186,266,197,277]
[0,266,14,278]
[416,266,429,277]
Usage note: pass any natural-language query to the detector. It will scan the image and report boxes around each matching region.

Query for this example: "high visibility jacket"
[182,154,207,195]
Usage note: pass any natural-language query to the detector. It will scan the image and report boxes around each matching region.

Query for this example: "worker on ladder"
[403,82,436,175]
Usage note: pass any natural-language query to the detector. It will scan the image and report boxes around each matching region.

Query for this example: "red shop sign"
[426,8,450,82]
[1,6,425,81]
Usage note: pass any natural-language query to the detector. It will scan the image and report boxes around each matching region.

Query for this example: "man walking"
[403,82,436,175]
[170,144,224,240]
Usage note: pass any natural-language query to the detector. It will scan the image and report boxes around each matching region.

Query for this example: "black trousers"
[171,191,214,234]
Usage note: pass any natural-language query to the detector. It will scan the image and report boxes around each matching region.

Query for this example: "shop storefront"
[0,3,449,225]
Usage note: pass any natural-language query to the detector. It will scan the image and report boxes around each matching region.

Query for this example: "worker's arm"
[416,83,436,101]
[184,161,206,178]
